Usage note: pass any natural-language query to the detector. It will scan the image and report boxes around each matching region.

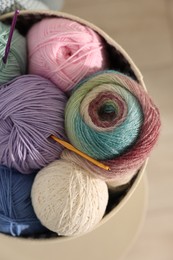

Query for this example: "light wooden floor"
[63,1,173,259]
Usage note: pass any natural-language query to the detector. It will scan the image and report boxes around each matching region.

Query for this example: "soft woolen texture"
[0,0,48,15]
[31,159,108,237]
[27,18,107,93]
[0,75,67,174]
[40,0,64,10]
[0,22,27,85]
[63,71,161,186]
[0,165,47,237]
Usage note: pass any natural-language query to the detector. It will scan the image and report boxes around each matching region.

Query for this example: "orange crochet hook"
[51,135,110,171]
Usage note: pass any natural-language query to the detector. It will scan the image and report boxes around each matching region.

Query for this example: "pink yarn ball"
[27,18,107,92]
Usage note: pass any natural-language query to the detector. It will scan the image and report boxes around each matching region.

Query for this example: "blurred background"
[62,0,173,259]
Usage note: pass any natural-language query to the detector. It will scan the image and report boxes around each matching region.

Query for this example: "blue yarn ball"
[0,165,47,237]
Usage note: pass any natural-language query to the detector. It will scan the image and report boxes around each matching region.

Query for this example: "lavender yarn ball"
[0,165,47,237]
[0,75,67,174]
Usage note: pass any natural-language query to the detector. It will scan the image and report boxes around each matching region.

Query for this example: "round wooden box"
[0,10,148,260]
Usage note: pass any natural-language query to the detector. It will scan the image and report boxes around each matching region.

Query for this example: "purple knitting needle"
[2,10,20,64]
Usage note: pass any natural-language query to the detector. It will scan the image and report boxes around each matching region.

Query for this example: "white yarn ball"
[31,159,109,237]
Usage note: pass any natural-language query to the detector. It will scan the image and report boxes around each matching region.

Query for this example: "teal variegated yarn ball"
[65,71,143,161]
[64,70,160,186]
[0,22,27,85]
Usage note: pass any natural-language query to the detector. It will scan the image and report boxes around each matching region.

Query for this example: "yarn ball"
[63,71,161,186]
[0,165,47,237]
[27,18,107,93]
[31,159,108,236]
[0,22,27,85]
[0,0,48,15]
[0,75,67,174]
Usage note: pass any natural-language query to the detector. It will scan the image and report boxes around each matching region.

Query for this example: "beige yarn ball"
[31,159,109,236]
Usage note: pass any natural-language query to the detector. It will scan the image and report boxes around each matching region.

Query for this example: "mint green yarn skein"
[0,22,27,85]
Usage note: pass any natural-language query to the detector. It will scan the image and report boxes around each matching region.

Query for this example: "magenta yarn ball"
[27,18,108,93]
